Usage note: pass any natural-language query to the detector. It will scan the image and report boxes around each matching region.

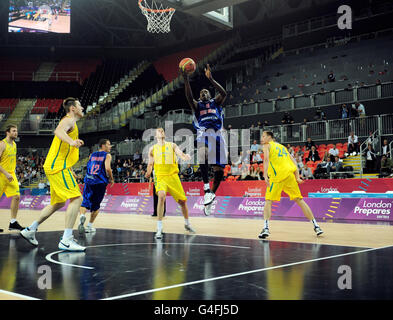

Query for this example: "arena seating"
[0,58,41,81]
[224,35,393,105]
[31,99,62,114]
[49,59,102,83]
[0,98,18,114]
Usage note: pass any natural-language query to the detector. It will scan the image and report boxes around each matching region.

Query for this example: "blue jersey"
[84,151,108,185]
[192,98,224,132]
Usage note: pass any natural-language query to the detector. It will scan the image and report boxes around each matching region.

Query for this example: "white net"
[138,0,176,33]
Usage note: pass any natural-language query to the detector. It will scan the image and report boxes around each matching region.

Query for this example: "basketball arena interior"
[0,0,392,307]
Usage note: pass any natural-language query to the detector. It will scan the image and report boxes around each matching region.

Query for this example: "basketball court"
[1,207,392,300]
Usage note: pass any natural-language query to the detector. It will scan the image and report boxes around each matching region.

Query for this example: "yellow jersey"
[152,142,179,176]
[0,138,16,174]
[267,140,297,182]
[43,116,79,175]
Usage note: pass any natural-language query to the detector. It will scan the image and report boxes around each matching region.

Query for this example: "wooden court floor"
[1,209,393,300]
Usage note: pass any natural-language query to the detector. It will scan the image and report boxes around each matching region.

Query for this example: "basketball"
[179,57,196,74]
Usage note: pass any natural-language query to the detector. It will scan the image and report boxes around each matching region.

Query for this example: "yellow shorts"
[0,173,20,198]
[155,174,187,203]
[265,173,303,202]
[46,168,81,205]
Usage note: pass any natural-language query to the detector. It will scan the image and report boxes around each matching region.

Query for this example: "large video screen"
[8,1,71,33]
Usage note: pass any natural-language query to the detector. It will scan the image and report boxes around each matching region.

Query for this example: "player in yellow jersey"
[145,128,195,239]
[258,131,323,239]
[0,125,23,231]
[21,98,86,251]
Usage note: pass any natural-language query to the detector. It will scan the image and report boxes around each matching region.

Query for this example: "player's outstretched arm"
[105,153,114,186]
[145,147,154,179]
[205,64,227,106]
[54,117,84,148]
[172,143,191,162]
[181,70,197,112]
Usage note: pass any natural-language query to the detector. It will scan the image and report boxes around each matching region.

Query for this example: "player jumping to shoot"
[182,64,227,216]
[259,131,324,239]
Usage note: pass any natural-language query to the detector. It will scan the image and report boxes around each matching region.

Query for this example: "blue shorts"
[195,129,228,168]
[81,182,107,212]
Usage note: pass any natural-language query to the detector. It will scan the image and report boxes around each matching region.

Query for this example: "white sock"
[29,221,39,231]
[10,218,16,224]
[184,219,189,226]
[264,220,269,229]
[157,220,163,231]
[63,228,73,239]
[311,219,319,228]
[204,183,210,191]
[87,222,93,227]
[80,214,86,219]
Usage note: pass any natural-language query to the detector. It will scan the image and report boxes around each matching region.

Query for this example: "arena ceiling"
[0,0,341,51]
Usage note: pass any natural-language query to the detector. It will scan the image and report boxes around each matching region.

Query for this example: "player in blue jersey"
[78,139,114,233]
[182,64,227,216]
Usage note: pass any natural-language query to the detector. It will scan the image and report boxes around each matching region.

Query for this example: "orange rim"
[138,0,175,13]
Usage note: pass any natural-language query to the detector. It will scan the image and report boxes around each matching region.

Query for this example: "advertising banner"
[90,179,393,197]
[2,195,392,222]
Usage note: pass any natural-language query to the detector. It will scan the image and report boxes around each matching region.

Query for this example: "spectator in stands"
[281,112,294,125]
[133,151,141,164]
[250,151,260,164]
[263,120,270,127]
[287,145,295,157]
[364,144,377,173]
[327,156,343,175]
[253,151,263,164]
[241,150,250,164]
[306,146,320,162]
[366,132,377,150]
[347,131,360,155]
[382,139,391,157]
[181,164,194,181]
[301,165,314,180]
[380,155,393,177]
[350,104,359,118]
[340,104,349,119]
[240,165,251,181]
[124,137,130,142]
[296,157,304,173]
[305,137,315,151]
[314,107,326,121]
[354,102,366,117]
[124,170,132,183]
[328,144,339,162]
[250,140,260,152]
[315,153,331,177]
[230,162,240,177]
[328,71,335,82]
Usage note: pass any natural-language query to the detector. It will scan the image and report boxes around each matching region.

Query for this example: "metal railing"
[263,114,392,144]
[0,71,81,82]
[225,82,393,117]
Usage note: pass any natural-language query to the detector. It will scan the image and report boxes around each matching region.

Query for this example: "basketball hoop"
[138,0,175,33]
